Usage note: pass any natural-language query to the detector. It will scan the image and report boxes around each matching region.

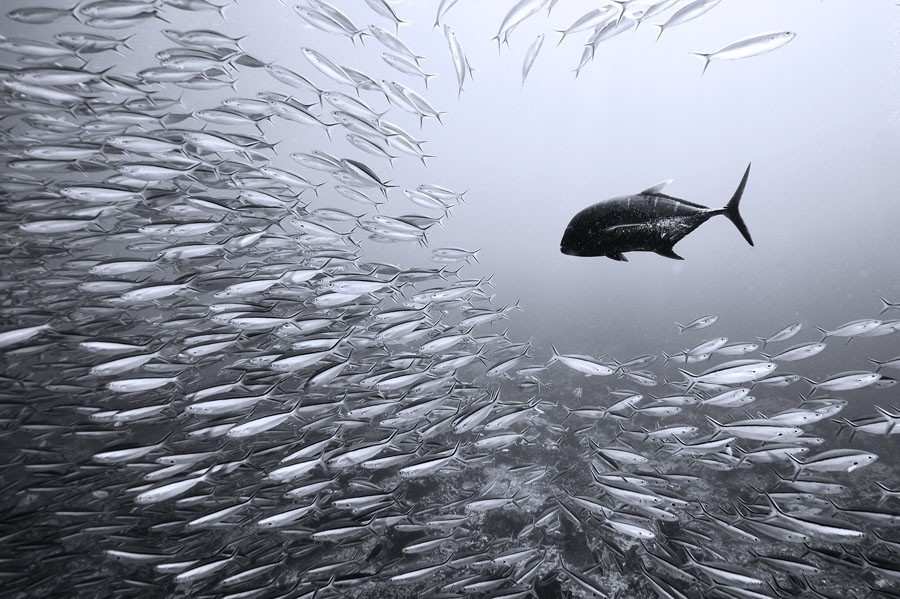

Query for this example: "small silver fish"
[693,31,796,76]
[521,33,544,87]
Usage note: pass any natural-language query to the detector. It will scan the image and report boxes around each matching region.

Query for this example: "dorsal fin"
[640,179,673,195]
[645,192,711,211]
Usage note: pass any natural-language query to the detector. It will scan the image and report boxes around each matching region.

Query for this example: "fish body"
[521,34,544,87]
[654,0,721,41]
[443,25,470,97]
[560,164,752,260]
[492,0,551,49]
[681,359,776,388]
[693,31,795,76]
[677,314,718,333]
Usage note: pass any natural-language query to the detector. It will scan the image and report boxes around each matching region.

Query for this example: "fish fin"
[678,368,697,393]
[610,0,625,27]
[655,247,683,260]
[548,343,561,366]
[705,415,724,431]
[874,405,899,437]
[232,53,267,68]
[640,179,673,195]
[653,24,664,42]
[465,59,476,81]
[691,52,712,76]
[554,30,568,47]
[607,253,628,262]
[719,163,753,246]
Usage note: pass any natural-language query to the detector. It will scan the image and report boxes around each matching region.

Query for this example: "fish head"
[105,136,130,148]
[559,205,620,257]
[559,220,582,256]
[11,71,38,83]
[560,213,596,256]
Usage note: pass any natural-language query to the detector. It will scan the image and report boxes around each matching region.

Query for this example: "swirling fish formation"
[0,1,896,598]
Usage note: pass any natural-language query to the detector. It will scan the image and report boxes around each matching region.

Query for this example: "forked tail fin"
[720,163,753,246]
[691,52,711,76]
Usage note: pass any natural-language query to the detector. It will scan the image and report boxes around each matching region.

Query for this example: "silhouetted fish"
[560,164,753,261]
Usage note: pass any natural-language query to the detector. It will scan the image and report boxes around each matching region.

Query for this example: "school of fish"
[0,1,895,598]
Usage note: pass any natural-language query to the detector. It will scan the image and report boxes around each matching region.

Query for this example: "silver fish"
[521,33,544,88]
[693,31,796,76]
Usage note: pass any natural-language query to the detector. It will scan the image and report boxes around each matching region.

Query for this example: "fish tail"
[610,0,625,26]
[394,18,410,36]
[675,322,685,333]
[677,368,697,392]
[801,377,817,399]
[718,163,753,246]
[354,30,370,47]
[875,480,895,495]
[785,452,804,481]
[554,30,567,47]
[548,344,561,365]
[490,34,502,54]
[705,415,723,431]
[120,33,137,53]
[691,51,711,76]
[680,547,699,568]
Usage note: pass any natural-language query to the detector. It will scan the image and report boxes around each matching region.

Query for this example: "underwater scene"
[2,1,900,597]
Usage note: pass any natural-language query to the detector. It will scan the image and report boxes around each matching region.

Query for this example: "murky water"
[2,1,900,598]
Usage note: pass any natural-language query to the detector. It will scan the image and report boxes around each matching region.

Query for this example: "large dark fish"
[560,164,753,261]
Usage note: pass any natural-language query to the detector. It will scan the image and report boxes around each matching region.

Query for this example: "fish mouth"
[560,227,578,255]
[559,237,577,256]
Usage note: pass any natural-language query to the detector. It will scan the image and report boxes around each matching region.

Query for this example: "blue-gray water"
[2,1,900,598]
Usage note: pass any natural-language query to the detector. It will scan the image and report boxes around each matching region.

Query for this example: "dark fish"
[560,164,753,261]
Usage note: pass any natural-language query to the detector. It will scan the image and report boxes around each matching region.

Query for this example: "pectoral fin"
[655,247,684,260]
[607,253,629,262]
